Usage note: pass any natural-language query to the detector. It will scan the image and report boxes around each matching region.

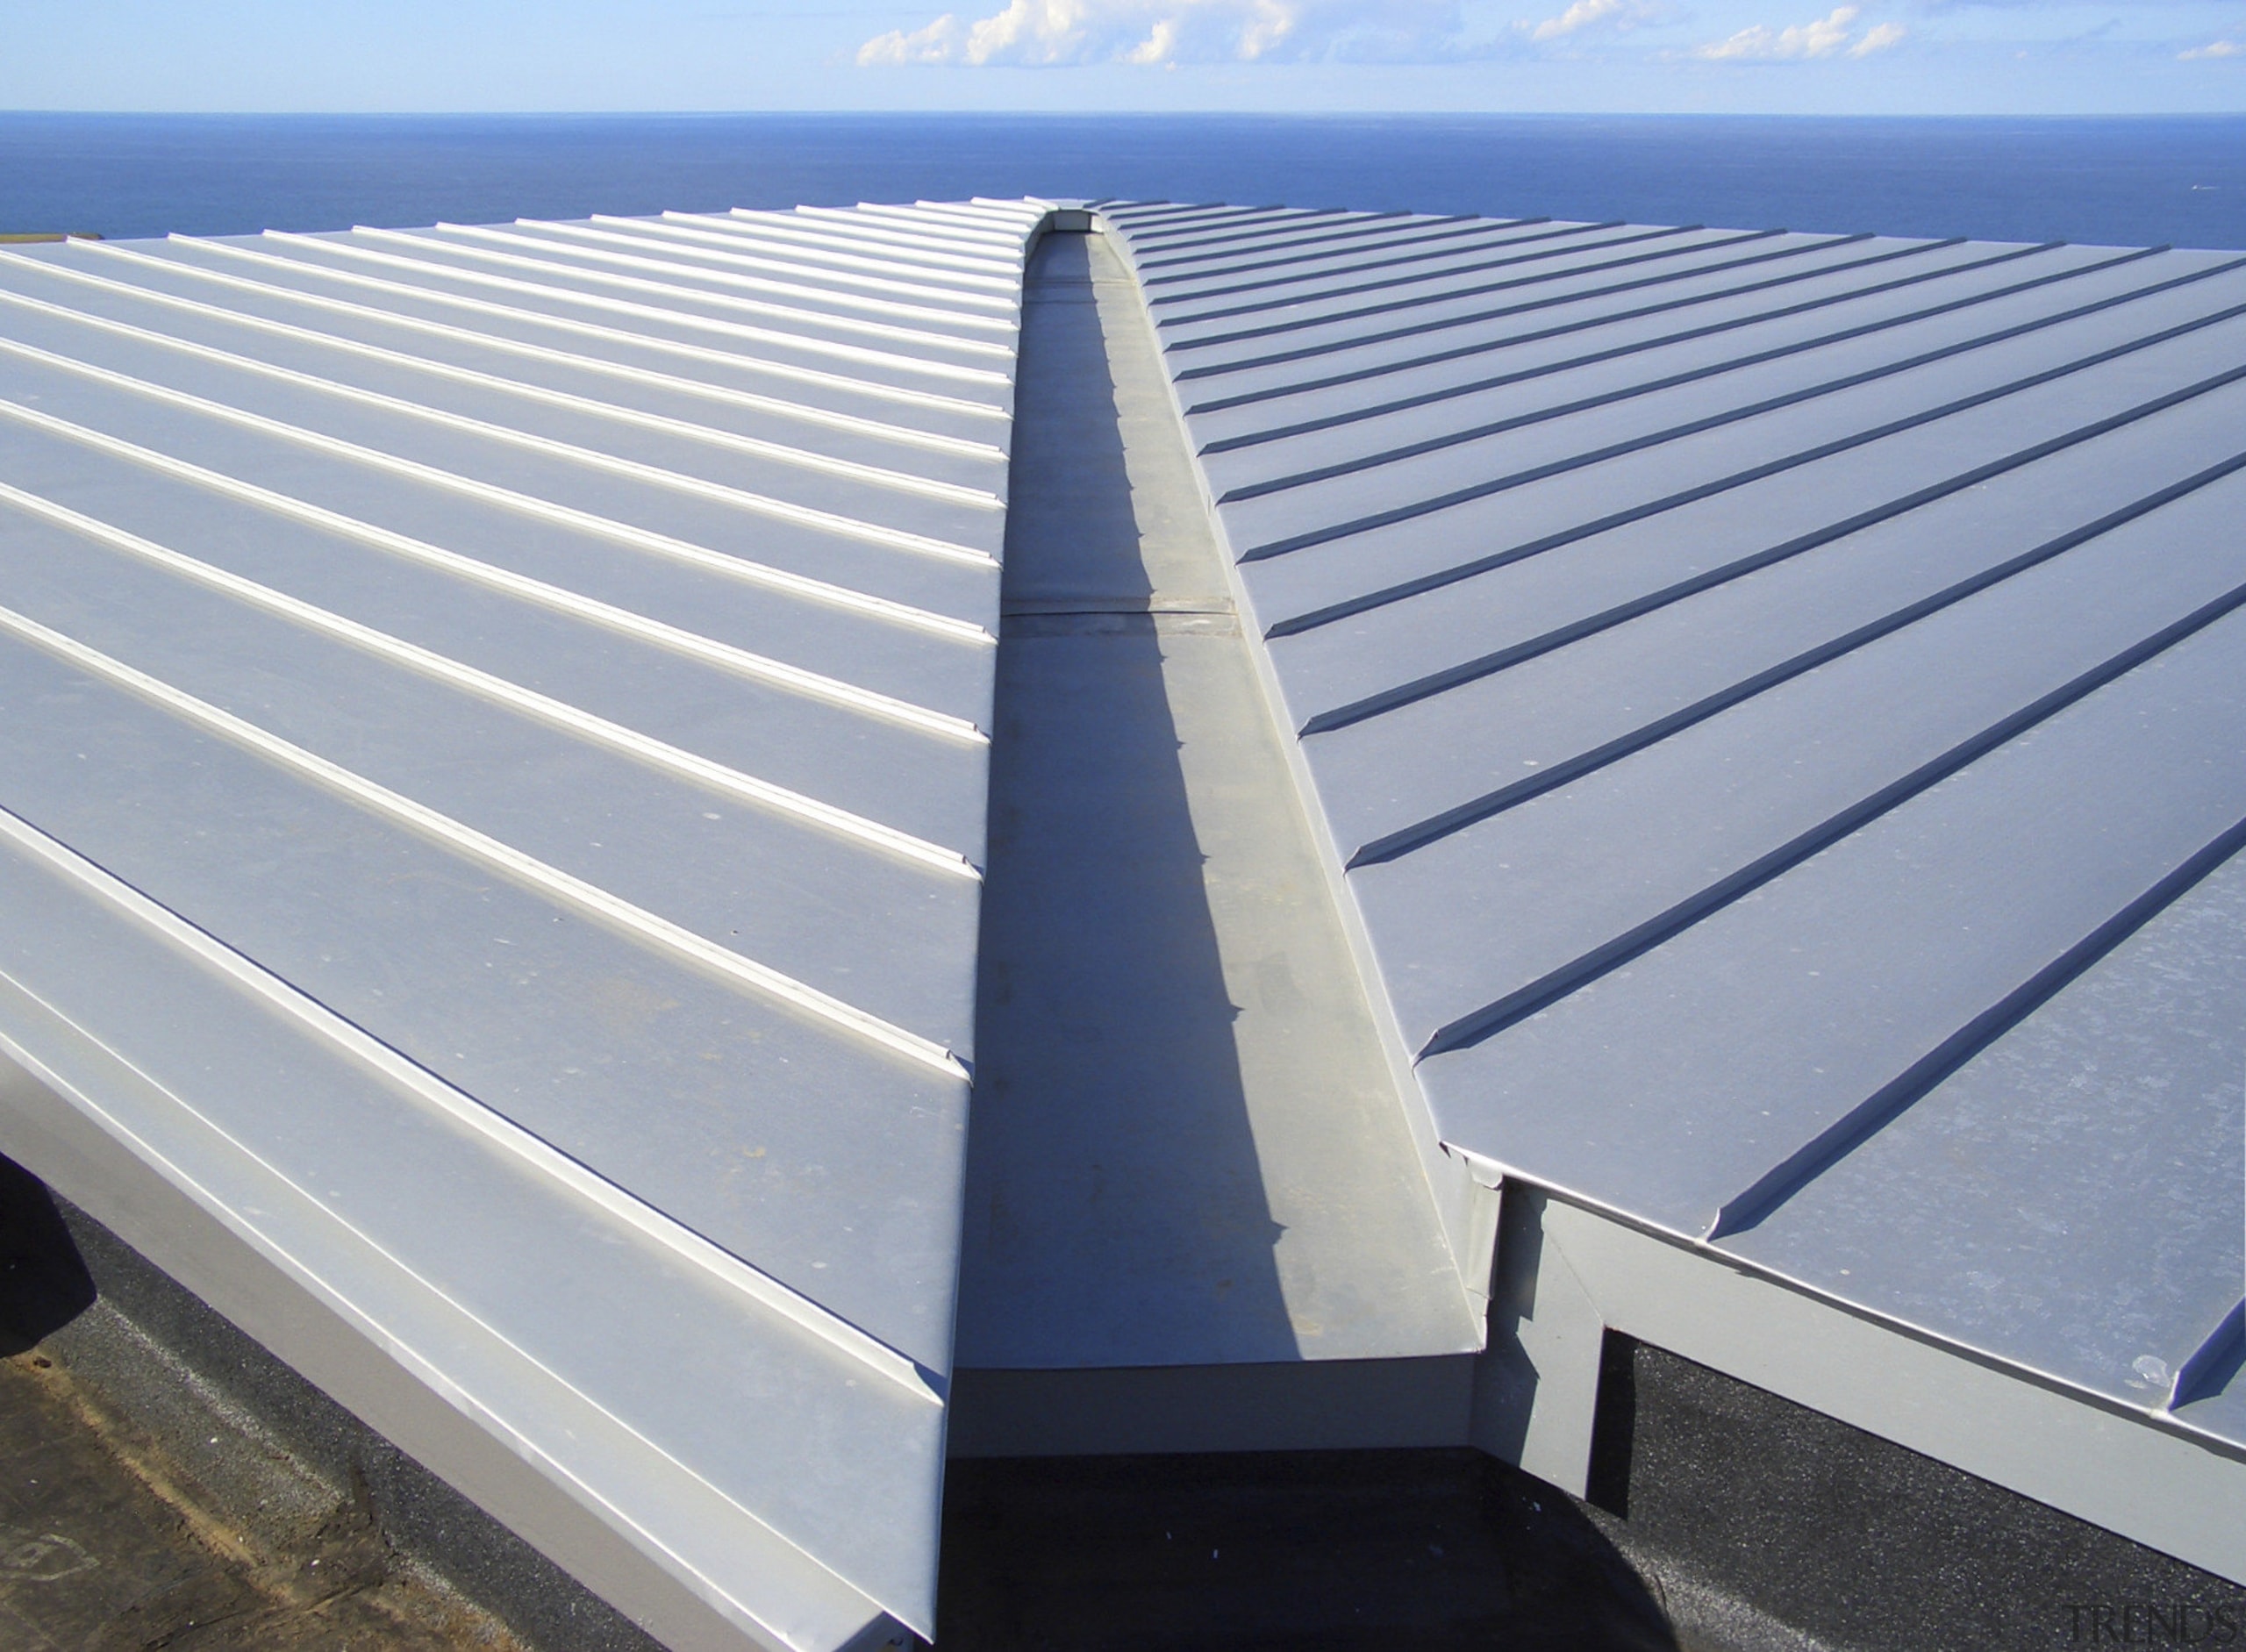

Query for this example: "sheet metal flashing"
[0,197,1059,1650]
[1099,199,2246,1563]
[952,225,1483,1386]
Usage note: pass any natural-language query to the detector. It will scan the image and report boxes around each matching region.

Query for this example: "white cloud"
[1527,0,1652,41]
[1689,4,1903,59]
[1123,13,1182,57]
[857,0,1463,65]
[2178,36,2242,58]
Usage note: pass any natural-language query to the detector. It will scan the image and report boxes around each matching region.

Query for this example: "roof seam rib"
[0,602,972,1077]
[0,802,946,1402]
[1251,269,2246,581]
[1169,229,1777,349]
[1198,238,2016,453]
[1707,812,2246,1241]
[409,223,1019,354]
[230,233,1012,416]
[263,232,1014,390]
[430,222,1019,337]
[0,397,996,728]
[1140,218,1563,296]
[1220,243,2171,500]
[1417,579,2246,1062]
[1182,235,1969,414]
[4,257,1006,507]
[517,218,1019,313]
[1162,225,1709,324]
[88,241,1007,457]
[1343,443,2246,864]
[0,481,980,877]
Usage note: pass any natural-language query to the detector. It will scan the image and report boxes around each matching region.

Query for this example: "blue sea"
[3,111,2243,251]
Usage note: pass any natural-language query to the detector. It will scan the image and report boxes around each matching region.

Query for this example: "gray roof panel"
[0,197,1049,1645]
[1725,847,2246,1424]
[1409,597,2246,1231]
[1146,219,1699,307]
[146,232,1017,443]
[0,818,944,1638]
[1214,269,2246,569]
[247,229,1015,404]
[487,221,1022,329]
[1114,202,2246,1460]
[1340,458,2246,1052]
[1298,383,2246,856]
[0,520,983,1048]
[0,296,1010,571]
[1195,243,2187,501]
[1229,297,2246,640]
[1158,229,1799,352]
[1162,230,1807,363]
[0,436,993,854]
[0,304,1011,564]
[1171,236,2052,421]
[1139,218,1613,309]
[0,636,974,1360]
[9,245,1017,468]
[330,226,1019,371]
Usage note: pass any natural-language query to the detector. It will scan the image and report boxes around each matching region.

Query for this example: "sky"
[2,0,2242,114]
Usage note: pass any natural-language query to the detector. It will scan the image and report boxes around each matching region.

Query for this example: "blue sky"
[4,0,2242,112]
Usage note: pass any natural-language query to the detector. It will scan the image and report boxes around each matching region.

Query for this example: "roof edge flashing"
[0,1036,906,1652]
[1544,1192,2246,1585]
[1467,1156,2246,1513]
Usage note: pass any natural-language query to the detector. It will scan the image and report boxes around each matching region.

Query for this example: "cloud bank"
[1527,0,1657,40]
[859,0,1914,67]
[1690,3,1904,58]
[856,0,1468,65]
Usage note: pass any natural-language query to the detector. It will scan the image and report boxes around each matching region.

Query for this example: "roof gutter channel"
[1090,208,1504,1326]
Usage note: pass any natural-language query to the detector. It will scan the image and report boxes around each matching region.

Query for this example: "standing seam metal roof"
[0,197,1055,1647]
[1101,199,2246,1462]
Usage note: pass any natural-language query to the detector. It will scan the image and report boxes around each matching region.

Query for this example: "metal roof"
[1101,201,2246,1460]
[0,197,1051,1648]
[6,182,2243,1636]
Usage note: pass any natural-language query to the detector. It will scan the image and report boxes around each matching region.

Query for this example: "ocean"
[3,111,2244,250]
